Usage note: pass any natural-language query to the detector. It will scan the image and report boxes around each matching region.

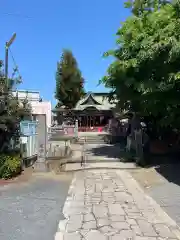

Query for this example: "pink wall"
[31,101,52,127]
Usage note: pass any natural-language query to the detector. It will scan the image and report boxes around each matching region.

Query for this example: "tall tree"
[55,49,85,108]
[101,1,180,130]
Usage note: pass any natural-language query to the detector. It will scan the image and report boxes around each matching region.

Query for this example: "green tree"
[125,0,171,16]
[101,1,180,130]
[55,49,85,109]
[0,61,31,152]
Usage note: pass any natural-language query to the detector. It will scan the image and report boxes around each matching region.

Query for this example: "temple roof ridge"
[73,91,116,111]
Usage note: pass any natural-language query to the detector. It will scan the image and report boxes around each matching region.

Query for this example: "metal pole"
[5,42,8,82]
[4,43,9,112]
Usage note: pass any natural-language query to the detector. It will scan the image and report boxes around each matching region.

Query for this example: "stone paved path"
[55,170,180,240]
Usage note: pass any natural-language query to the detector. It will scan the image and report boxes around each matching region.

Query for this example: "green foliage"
[101,0,180,129]
[0,154,21,179]
[125,0,171,16]
[55,49,85,108]
[0,62,31,152]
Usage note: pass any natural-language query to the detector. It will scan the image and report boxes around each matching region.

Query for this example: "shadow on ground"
[83,138,180,187]
[87,142,180,186]
[87,144,123,158]
[142,151,180,186]
[85,142,134,162]
[154,163,180,186]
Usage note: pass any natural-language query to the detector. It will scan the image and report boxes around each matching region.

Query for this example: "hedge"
[0,154,22,179]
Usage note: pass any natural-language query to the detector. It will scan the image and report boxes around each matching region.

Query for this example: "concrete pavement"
[147,165,180,227]
[0,173,72,240]
[55,169,180,240]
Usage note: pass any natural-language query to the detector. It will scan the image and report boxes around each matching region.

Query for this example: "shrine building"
[53,92,116,131]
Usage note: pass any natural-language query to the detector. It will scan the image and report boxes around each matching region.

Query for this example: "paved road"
[0,173,72,240]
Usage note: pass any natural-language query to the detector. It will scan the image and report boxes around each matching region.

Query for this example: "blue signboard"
[20,120,37,136]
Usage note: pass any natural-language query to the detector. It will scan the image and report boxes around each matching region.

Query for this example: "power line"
[1,12,32,19]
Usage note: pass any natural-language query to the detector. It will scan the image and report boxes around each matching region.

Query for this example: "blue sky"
[0,0,130,105]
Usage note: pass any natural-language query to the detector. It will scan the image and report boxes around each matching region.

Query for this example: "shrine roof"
[73,92,114,111]
[52,92,116,112]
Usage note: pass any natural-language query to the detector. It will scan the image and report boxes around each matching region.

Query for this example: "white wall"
[12,90,40,102]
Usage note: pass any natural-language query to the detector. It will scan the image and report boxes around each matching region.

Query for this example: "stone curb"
[54,175,77,240]
[55,232,63,240]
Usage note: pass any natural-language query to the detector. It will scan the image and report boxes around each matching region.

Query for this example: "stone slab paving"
[55,170,180,240]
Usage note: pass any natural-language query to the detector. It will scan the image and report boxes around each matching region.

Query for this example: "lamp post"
[4,33,16,112]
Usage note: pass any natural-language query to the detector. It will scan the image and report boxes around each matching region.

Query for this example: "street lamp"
[5,33,16,81]
[4,33,16,110]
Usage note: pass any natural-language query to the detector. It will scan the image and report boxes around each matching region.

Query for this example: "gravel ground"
[0,172,72,240]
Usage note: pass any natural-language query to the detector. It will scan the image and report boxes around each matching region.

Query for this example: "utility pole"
[5,33,16,83]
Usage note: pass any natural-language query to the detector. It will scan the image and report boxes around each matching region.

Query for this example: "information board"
[20,121,37,136]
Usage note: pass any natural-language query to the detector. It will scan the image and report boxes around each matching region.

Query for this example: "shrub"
[0,154,22,179]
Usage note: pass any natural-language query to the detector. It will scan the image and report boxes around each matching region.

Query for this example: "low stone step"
[64,162,137,171]
[78,140,105,144]
[77,136,106,144]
